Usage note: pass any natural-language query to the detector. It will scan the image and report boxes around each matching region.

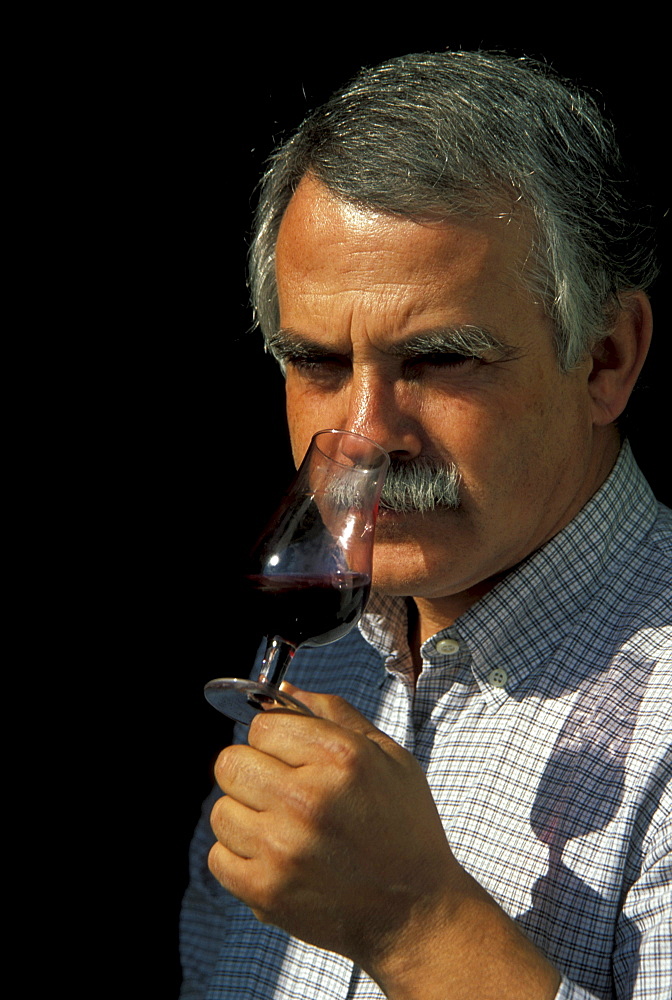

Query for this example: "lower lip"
[376,507,417,522]
[377,505,455,519]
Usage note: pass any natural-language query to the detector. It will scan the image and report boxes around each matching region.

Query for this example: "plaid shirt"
[181,442,672,1000]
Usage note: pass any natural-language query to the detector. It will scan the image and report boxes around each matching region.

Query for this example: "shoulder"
[598,497,671,631]
[648,500,672,555]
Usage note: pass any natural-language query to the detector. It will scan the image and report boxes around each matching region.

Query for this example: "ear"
[588,291,653,426]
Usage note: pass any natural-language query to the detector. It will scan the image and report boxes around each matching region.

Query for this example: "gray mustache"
[380,457,461,513]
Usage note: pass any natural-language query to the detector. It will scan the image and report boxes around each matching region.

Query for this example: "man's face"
[273,175,605,600]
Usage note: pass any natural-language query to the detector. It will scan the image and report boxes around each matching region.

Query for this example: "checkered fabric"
[181,442,671,999]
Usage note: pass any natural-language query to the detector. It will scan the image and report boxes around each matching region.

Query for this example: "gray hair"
[249,50,658,372]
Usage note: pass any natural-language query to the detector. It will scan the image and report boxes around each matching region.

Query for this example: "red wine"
[244,572,371,648]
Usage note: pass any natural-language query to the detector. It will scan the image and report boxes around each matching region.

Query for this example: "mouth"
[377,503,457,518]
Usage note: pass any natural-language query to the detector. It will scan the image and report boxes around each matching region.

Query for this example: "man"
[181,51,670,999]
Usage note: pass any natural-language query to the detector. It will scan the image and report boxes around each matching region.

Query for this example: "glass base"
[204,677,315,725]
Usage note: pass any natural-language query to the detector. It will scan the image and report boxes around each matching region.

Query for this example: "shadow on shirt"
[517,654,658,997]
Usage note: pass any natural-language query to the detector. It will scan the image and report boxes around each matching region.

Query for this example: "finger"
[248,697,401,772]
[247,709,343,767]
[214,743,297,809]
[278,683,403,756]
[208,838,257,901]
[208,840,286,925]
[211,794,261,859]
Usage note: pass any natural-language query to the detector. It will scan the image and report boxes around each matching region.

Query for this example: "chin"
[371,552,447,599]
[371,507,471,596]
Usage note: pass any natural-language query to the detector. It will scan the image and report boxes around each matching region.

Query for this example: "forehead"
[275,175,539,341]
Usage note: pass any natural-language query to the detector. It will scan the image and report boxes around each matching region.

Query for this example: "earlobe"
[587,291,653,426]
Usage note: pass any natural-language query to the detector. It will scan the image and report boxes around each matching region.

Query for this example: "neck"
[408,587,500,679]
[412,575,509,646]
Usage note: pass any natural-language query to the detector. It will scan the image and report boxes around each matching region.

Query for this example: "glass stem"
[259,636,296,688]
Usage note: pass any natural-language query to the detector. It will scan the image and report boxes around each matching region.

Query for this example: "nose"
[345,365,423,461]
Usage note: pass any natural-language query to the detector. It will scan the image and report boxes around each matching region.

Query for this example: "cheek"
[420,386,553,503]
[420,391,511,464]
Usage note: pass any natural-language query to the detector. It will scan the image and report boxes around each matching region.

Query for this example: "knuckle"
[245,861,294,920]
[214,744,245,787]
[248,710,276,743]
[210,793,234,838]
[209,794,224,830]
[284,783,329,830]
[207,841,224,880]
[326,731,367,779]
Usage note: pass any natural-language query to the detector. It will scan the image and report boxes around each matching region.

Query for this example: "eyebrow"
[266,325,517,364]
[387,326,516,359]
[266,329,337,365]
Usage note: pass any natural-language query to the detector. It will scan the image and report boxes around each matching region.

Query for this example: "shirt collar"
[359,442,659,696]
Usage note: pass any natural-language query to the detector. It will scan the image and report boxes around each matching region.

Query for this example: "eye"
[403,352,480,377]
[425,352,478,366]
[286,354,351,387]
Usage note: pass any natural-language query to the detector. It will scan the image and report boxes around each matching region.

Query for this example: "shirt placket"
[414,630,473,732]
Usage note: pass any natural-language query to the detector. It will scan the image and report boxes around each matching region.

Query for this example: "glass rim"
[311,428,390,471]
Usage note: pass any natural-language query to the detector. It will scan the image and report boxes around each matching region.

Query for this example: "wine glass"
[204,429,390,724]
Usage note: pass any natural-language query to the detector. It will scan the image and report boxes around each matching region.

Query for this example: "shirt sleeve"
[554,774,671,1000]
[179,785,227,999]
[612,781,672,1000]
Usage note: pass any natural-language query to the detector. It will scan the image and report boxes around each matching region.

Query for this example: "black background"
[137,26,670,995]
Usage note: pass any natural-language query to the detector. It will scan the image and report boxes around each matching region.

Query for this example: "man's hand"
[208,688,560,1000]
[209,688,454,962]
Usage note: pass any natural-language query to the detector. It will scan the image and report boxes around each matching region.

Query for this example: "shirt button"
[488,667,508,688]
[435,638,460,655]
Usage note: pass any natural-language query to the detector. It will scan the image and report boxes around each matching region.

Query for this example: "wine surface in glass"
[244,572,371,649]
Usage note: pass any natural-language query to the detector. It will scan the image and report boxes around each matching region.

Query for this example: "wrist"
[367,865,560,1000]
